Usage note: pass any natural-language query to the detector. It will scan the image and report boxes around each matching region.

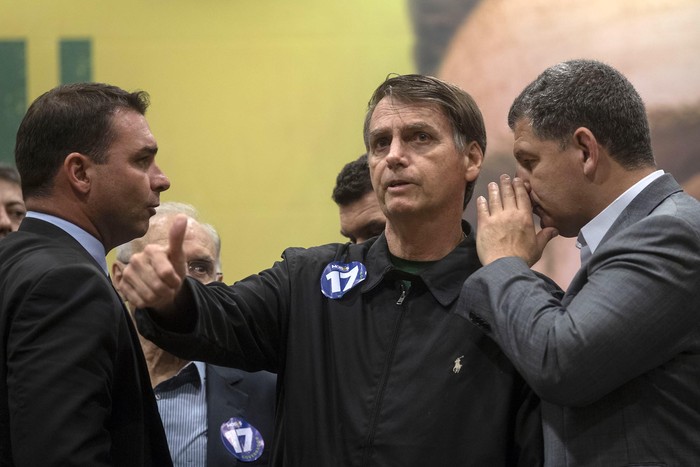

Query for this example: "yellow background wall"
[1,0,414,279]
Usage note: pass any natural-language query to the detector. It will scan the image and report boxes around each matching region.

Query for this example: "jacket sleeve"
[6,265,119,466]
[136,252,294,373]
[459,212,700,407]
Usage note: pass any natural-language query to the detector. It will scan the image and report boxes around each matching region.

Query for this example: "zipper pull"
[396,281,408,305]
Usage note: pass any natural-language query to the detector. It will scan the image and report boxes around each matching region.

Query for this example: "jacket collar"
[601,173,682,245]
[361,220,481,307]
[19,217,103,272]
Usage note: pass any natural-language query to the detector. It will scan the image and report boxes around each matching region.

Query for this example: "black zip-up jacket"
[137,227,543,466]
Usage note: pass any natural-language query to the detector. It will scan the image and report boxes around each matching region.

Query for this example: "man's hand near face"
[475,174,558,266]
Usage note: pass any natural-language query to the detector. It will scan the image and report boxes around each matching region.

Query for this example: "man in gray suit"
[459,59,700,465]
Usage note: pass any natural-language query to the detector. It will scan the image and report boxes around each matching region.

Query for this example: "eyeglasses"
[119,258,222,284]
[187,260,222,283]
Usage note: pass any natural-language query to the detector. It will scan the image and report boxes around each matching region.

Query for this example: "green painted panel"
[60,39,92,84]
[0,41,26,165]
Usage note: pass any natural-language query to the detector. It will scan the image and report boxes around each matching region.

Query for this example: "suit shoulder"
[646,192,700,232]
[0,232,94,270]
[2,250,103,284]
[0,241,114,313]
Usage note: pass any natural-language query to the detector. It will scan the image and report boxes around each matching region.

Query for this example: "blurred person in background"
[112,201,277,466]
[331,153,386,244]
[0,164,25,239]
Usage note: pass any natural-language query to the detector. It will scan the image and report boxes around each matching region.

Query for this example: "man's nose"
[385,139,407,169]
[151,165,171,193]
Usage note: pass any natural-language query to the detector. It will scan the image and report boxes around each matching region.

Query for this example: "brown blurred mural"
[410,0,700,287]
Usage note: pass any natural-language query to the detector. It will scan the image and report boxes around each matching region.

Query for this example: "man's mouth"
[387,180,411,190]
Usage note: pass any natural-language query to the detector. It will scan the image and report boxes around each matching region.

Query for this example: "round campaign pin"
[320,261,367,299]
[220,417,265,463]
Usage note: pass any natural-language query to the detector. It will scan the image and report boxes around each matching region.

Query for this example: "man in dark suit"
[459,59,700,465]
[112,201,276,466]
[0,82,173,466]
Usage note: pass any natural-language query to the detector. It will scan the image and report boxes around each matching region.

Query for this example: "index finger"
[512,177,533,211]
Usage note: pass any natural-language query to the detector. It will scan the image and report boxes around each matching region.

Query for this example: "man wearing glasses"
[112,201,277,467]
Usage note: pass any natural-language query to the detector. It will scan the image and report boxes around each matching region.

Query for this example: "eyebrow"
[402,122,436,132]
[368,121,436,139]
[513,149,532,160]
[137,145,159,157]
[188,255,216,263]
[367,128,389,142]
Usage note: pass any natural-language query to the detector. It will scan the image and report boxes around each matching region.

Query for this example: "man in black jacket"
[121,74,545,466]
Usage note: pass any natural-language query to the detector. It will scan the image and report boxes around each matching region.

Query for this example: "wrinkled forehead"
[368,97,450,132]
[147,216,217,259]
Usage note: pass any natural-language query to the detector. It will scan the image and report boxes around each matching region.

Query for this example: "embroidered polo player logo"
[452,355,464,374]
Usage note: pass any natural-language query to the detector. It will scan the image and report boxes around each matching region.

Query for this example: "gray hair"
[508,59,655,169]
[115,201,222,272]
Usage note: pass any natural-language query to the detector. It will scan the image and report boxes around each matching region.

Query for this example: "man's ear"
[463,141,484,182]
[64,152,92,194]
[573,127,599,177]
[111,261,125,290]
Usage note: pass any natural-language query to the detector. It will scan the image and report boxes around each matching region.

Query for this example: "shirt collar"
[155,361,206,392]
[193,361,206,384]
[25,211,108,275]
[579,170,664,254]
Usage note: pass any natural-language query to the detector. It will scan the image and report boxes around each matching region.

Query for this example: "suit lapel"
[206,365,249,466]
[564,174,682,303]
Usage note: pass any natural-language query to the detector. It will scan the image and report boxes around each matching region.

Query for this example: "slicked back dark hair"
[363,74,486,209]
[15,82,150,198]
[508,59,655,169]
[331,154,373,206]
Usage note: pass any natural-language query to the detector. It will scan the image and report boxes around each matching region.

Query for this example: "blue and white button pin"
[320,261,367,299]
[221,417,265,462]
